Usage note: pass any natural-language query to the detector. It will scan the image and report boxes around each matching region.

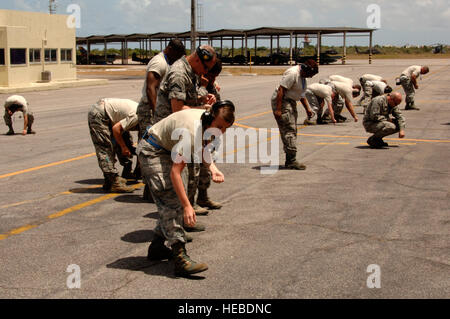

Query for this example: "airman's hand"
[212,170,225,183]
[122,147,132,158]
[183,205,196,227]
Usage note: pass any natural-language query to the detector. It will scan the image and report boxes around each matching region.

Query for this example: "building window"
[45,48,57,63]
[0,49,4,65]
[60,48,72,62]
[29,48,41,63]
[10,48,26,65]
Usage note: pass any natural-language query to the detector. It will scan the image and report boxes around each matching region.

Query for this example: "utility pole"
[49,0,57,14]
[191,0,196,52]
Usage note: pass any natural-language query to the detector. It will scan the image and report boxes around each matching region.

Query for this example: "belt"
[143,131,162,150]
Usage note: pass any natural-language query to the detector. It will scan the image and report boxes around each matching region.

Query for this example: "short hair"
[168,39,186,56]
[421,66,429,74]
[217,105,235,125]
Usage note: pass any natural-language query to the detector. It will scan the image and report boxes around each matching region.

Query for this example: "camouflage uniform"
[137,100,153,141]
[319,80,345,119]
[87,100,134,176]
[138,144,189,246]
[271,95,298,156]
[363,95,406,139]
[153,56,201,123]
[305,89,327,122]
[3,95,35,132]
[137,52,171,140]
[197,83,220,196]
[153,56,203,206]
[3,111,34,130]
[400,75,415,105]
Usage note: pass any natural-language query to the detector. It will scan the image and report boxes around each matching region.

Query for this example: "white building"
[0,9,77,87]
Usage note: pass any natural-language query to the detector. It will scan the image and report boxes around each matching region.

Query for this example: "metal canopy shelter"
[76,26,375,65]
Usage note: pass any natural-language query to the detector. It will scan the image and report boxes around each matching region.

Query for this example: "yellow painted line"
[0,225,39,240]
[297,133,450,143]
[235,120,450,144]
[236,111,272,122]
[0,153,96,179]
[9,225,38,235]
[47,193,119,219]
[0,185,103,209]
[48,183,144,219]
[0,183,144,241]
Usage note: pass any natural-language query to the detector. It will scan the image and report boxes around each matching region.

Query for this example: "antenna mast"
[49,0,57,14]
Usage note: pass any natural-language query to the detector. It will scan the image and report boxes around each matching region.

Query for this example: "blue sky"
[2,0,450,47]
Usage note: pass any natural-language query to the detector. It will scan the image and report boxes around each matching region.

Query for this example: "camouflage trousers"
[186,162,212,205]
[400,75,415,104]
[363,120,399,139]
[139,145,189,246]
[137,99,153,141]
[323,95,345,118]
[358,78,373,107]
[271,97,298,156]
[305,90,324,121]
[187,162,201,205]
[88,101,133,176]
[4,110,34,129]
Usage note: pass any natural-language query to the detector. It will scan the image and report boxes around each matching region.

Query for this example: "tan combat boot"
[193,204,209,216]
[171,242,208,277]
[197,189,222,210]
[110,175,135,193]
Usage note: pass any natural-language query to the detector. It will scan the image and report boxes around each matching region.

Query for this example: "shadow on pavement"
[106,257,206,280]
[106,257,176,279]
[68,186,105,194]
[143,212,158,219]
[75,178,104,185]
[114,194,145,204]
[355,145,397,150]
[121,229,155,243]
[251,165,297,171]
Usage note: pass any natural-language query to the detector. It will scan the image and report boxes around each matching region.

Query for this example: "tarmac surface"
[0,59,449,299]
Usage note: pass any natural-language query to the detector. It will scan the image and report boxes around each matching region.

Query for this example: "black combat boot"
[6,125,14,135]
[378,138,389,147]
[147,235,173,261]
[197,189,222,210]
[121,163,135,180]
[367,136,383,149]
[285,153,306,170]
[171,242,208,277]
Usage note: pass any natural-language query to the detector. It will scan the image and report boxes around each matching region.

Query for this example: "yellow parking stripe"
[0,183,144,241]
[0,153,96,179]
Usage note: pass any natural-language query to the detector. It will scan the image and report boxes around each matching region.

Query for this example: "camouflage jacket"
[363,95,406,129]
[153,56,201,123]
